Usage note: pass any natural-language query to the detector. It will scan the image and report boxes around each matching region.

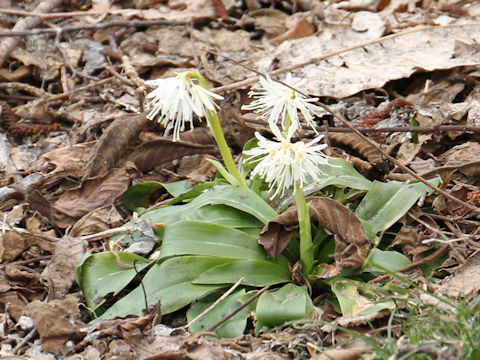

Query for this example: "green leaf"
[256,284,313,328]
[160,220,268,260]
[118,185,276,244]
[121,180,197,211]
[331,279,395,316]
[121,181,166,211]
[75,252,151,312]
[193,259,291,287]
[276,158,372,210]
[97,256,234,320]
[355,180,439,233]
[363,249,411,275]
[187,289,253,337]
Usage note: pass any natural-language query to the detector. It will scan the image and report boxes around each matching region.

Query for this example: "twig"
[211,22,480,93]
[0,19,188,37]
[250,120,480,134]
[54,28,98,81]
[185,277,244,329]
[0,8,104,18]
[0,82,48,97]
[207,284,271,332]
[369,244,449,283]
[12,329,38,355]
[0,0,63,67]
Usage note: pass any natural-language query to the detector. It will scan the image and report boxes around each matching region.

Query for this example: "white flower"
[244,124,329,199]
[242,73,323,132]
[146,71,224,141]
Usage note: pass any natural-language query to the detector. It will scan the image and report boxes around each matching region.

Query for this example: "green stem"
[206,109,246,186]
[192,71,246,187]
[295,182,314,274]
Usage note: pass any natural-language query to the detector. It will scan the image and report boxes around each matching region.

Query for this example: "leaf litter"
[0,0,480,358]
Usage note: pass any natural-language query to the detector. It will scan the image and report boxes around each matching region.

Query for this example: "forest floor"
[1,0,480,359]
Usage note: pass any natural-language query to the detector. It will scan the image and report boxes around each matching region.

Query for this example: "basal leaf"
[355,180,440,234]
[256,284,313,329]
[98,256,234,320]
[187,289,252,338]
[75,252,151,313]
[160,220,268,260]
[363,248,411,275]
[331,279,395,317]
[193,259,291,287]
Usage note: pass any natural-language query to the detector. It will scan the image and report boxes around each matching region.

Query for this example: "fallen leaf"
[51,168,130,228]
[41,236,86,298]
[128,139,218,173]
[259,197,369,270]
[40,141,96,178]
[24,296,80,355]
[84,115,149,178]
[440,253,480,297]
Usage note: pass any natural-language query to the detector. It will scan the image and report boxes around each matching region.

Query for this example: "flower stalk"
[146,70,246,186]
[295,182,314,274]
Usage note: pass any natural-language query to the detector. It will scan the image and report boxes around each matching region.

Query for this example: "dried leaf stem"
[0,19,188,37]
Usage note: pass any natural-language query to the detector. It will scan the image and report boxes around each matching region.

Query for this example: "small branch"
[244,119,480,134]
[0,8,104,18]
[185,277,244,329]
[0,19,188,37]
[369,244,449,283]
[207,284,271,332]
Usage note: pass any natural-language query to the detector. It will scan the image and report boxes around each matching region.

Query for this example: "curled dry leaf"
[128,138,218,173]
[329,132,388,173]
[259,197,369,270]
[84,114,149,178]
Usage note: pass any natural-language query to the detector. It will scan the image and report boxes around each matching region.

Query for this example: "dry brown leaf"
[41,236,86,298]
[0,232,26,262]
[440,253,480,298]
[24,296,80,355]
[129,139,218,173]
[69,205,124,237]
[272,13,316,44]
[329,133,388,172]
[256,22,480,98]
[0,291,28,321]
[84,114,149,178]
[51,168,130,228]
[40,141,96,178]
[259,197,369,270]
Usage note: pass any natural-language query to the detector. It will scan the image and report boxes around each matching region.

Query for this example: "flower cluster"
[242,73,323,133]
[146,72,223,142]
[243,74,329,198]
[244,124,328,199]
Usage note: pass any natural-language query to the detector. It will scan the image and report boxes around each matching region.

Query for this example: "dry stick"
[317,102,480,215]
[369,244,449,283]
[207,284,271,333]
[185,277,245,329]
[212,22,480,93]
[0,8,104,18]
[246,120,480,134]
[213,54,480,215]
[0,18,188,37]
[0,0,63,67]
